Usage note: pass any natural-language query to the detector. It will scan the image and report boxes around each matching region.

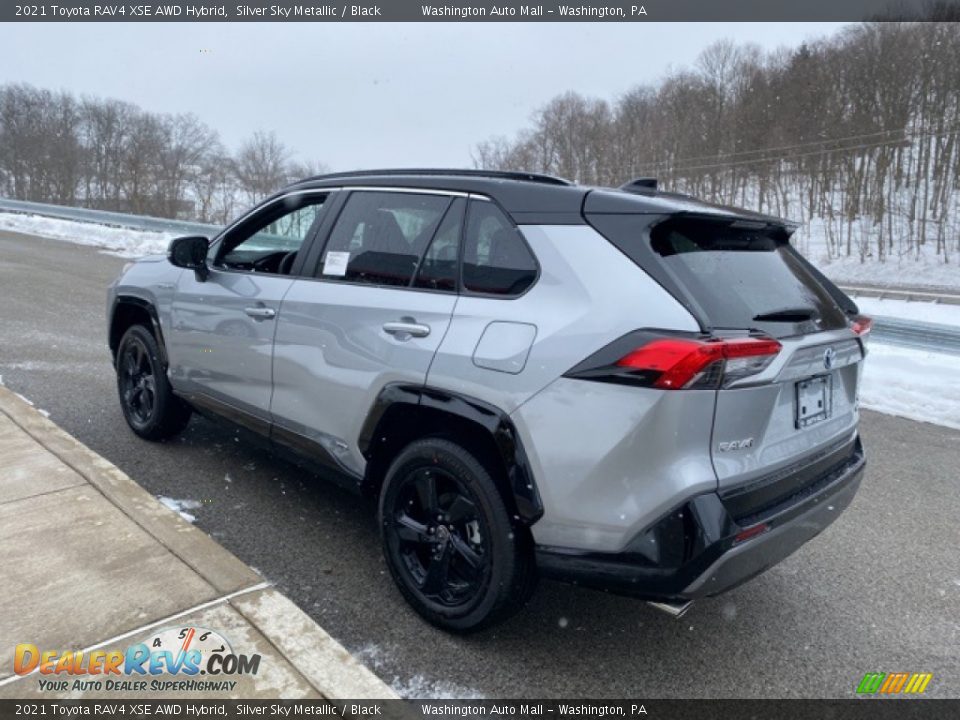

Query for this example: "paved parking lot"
[1,230,958,698]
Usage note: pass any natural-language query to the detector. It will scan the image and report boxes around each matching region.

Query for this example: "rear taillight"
[852,315,872,337]
[613,336,781,390]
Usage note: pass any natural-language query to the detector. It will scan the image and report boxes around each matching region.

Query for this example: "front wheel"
[116,325,191,440]
[379,438,536,633]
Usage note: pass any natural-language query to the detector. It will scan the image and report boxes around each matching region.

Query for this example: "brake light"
[616,337,782,390]
[852,315,872,337]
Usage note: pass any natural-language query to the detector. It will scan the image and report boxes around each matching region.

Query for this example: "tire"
[115,324,191,441]
[378,437,536,633]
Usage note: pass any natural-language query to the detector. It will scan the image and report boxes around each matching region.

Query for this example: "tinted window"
[462,201,537,296]
[413,199,464,292]
[649,218,847,336]
[217,195,327,274]
[319,191,450,286]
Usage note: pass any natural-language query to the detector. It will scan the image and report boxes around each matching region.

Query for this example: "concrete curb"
[0,386,398,700]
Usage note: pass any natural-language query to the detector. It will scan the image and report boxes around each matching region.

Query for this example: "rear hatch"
[586,207,868,518]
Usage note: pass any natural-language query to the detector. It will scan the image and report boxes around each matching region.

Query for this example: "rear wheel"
[116,325,191,440]
[379,438,535,633]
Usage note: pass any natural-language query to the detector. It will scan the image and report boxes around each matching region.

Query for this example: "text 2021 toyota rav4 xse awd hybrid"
[107,170,869,632]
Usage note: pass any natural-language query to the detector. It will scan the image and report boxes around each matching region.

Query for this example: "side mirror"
[168,235,210,280]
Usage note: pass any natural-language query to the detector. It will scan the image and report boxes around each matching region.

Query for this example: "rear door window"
[318,191,450,287]
[462,200,538,296]
[413,198,464,292]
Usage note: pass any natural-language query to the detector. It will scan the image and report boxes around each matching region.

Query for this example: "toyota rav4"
[107,169,868,632]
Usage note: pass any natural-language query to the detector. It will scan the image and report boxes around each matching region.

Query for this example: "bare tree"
[233,130,291,203]
[0,84,328,223]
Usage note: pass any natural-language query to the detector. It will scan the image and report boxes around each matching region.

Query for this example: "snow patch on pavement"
[352,643,484,700]
[861,344,960,430]
[390,675,485,700]
[0,212,172,258]
[157,496,203,523]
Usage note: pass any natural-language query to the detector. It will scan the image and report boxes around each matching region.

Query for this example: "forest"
[0,84,321,225]
[475,22,960,268]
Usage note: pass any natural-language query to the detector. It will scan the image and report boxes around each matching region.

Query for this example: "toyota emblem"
[823,347,837,370]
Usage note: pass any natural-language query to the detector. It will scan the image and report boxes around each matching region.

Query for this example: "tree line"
[474,21,960,265]
[0,83,324,224]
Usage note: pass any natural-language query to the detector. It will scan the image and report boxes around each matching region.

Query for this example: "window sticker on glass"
[323,251,350,276]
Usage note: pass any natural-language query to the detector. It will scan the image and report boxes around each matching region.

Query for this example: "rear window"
[591,214,848,337]
[650,219,847,335]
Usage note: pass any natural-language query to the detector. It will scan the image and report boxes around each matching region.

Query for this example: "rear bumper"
[535,436,865,601]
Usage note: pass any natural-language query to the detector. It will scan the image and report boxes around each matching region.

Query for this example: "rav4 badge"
[718,438,755,452]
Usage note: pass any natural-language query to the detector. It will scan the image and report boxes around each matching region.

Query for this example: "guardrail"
[871,316,960,355]
[0,197,221,237]
[839,283,960,306]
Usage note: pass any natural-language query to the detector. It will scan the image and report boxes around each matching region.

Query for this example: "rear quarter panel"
[425,224,699,414]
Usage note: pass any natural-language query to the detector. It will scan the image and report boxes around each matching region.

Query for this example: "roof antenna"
[619,177,658,194]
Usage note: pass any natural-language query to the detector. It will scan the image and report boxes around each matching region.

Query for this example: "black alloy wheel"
[389,465,490,607]
[115,324,192,440]
[379,438,536,632]
[119,335,157,427]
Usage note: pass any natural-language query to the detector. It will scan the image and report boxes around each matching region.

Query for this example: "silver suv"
[107,170,868,632]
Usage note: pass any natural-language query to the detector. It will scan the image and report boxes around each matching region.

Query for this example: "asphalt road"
[2,230,959,698]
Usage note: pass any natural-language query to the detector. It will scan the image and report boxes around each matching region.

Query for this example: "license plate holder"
[796,375,832,428]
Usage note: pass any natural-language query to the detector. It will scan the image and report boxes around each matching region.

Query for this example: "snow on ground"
[806,247,959,289]
[789,217,959,290]
[157,496,203,524]
[351,643,484,699]
[860,343,960,431]
[0,212,171,258]
[852,296,960,327]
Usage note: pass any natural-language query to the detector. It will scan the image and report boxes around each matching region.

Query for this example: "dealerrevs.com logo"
[15,626,261,693]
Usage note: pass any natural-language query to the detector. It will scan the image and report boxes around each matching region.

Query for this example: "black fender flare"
[358,383,544,525]
[109,295,169,368]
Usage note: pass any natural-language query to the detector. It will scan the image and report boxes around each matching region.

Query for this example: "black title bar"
[4,0,959,22]
[0,700,959,720]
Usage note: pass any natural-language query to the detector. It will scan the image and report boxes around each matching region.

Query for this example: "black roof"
[287,169,794,227]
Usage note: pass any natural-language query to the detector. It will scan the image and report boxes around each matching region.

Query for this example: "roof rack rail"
[305,168,575,187]
[619,177,659,194]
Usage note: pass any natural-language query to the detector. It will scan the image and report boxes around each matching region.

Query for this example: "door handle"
[244,306,276,319]
[382,321,431,338]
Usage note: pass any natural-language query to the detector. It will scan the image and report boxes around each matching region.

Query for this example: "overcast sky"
[1,22,849,170]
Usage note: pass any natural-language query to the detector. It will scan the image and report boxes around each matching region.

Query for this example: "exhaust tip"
[647,599,693,618]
